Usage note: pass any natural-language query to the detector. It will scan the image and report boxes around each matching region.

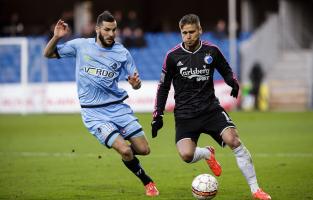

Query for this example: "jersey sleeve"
[124,51,137,76]
[213,46,238,87]
[153,52,174,117]
[56,38,81,58]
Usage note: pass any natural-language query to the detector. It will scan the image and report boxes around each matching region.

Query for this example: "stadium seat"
[0,33,250,83]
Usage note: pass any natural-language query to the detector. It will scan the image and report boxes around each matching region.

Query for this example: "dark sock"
[122,156,153,185]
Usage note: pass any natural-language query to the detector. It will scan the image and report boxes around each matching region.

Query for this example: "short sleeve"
[124,51,137,76]
[56,38,82,58]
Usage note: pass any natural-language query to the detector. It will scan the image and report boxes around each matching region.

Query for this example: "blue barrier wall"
[0,33,250,83]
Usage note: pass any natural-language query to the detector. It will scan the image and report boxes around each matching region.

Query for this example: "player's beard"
[98,34,115,48]
[184,39,200,51]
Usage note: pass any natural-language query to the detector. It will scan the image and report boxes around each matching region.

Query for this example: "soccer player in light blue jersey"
[43,10,159,197]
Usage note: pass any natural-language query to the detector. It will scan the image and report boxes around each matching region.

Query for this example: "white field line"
[0,152,313,158]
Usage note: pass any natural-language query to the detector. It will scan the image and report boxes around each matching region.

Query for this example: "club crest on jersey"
[111,63,118,70]
[204,55,213,64]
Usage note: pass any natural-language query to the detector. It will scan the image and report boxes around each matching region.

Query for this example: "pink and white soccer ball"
[191,174,218,200]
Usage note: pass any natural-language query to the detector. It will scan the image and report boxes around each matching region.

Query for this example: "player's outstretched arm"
[43,19,70,58]
[128,72,141,90]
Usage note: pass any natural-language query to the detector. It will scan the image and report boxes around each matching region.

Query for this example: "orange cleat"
[205,146,222,176]
[145,182,159,197]
[253,189,271,200]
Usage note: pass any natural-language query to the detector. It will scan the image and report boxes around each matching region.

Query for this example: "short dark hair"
[179,14,201,29]
[96,10,115,26]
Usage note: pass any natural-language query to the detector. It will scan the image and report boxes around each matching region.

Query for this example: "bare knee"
[119,146,133,160]
[222,128,241,149]
[176,139,196,163]
[136,146,150,155]
[227,136,241,149]
[179,152,194,163]
[129,136,150,155]
[131,143,150,155]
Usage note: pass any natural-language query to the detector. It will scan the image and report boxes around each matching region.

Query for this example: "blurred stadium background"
[1,0,312,113]
[1,1,313,200]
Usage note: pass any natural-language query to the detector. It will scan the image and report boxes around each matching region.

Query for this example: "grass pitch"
[0,112,313,200]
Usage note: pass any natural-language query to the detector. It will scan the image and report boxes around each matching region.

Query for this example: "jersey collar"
[180,41,202,54]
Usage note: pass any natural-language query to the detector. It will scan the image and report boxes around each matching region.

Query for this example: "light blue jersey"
[57,38,136,107]
[56,38,144,148]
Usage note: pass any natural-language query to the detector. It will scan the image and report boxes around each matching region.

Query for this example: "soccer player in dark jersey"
[151,14,271,200]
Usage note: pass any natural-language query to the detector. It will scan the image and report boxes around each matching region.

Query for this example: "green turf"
[1,112,313,200]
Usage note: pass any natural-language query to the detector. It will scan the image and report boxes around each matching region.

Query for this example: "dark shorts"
[175,107,236,147]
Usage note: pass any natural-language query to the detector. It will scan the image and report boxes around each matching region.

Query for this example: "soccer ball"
[191,174,218,200]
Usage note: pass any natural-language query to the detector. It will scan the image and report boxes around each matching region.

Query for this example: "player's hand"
[230,81,239,98]
[128,72,141,89]
[53,19,70,39]
[151,115,163,138]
